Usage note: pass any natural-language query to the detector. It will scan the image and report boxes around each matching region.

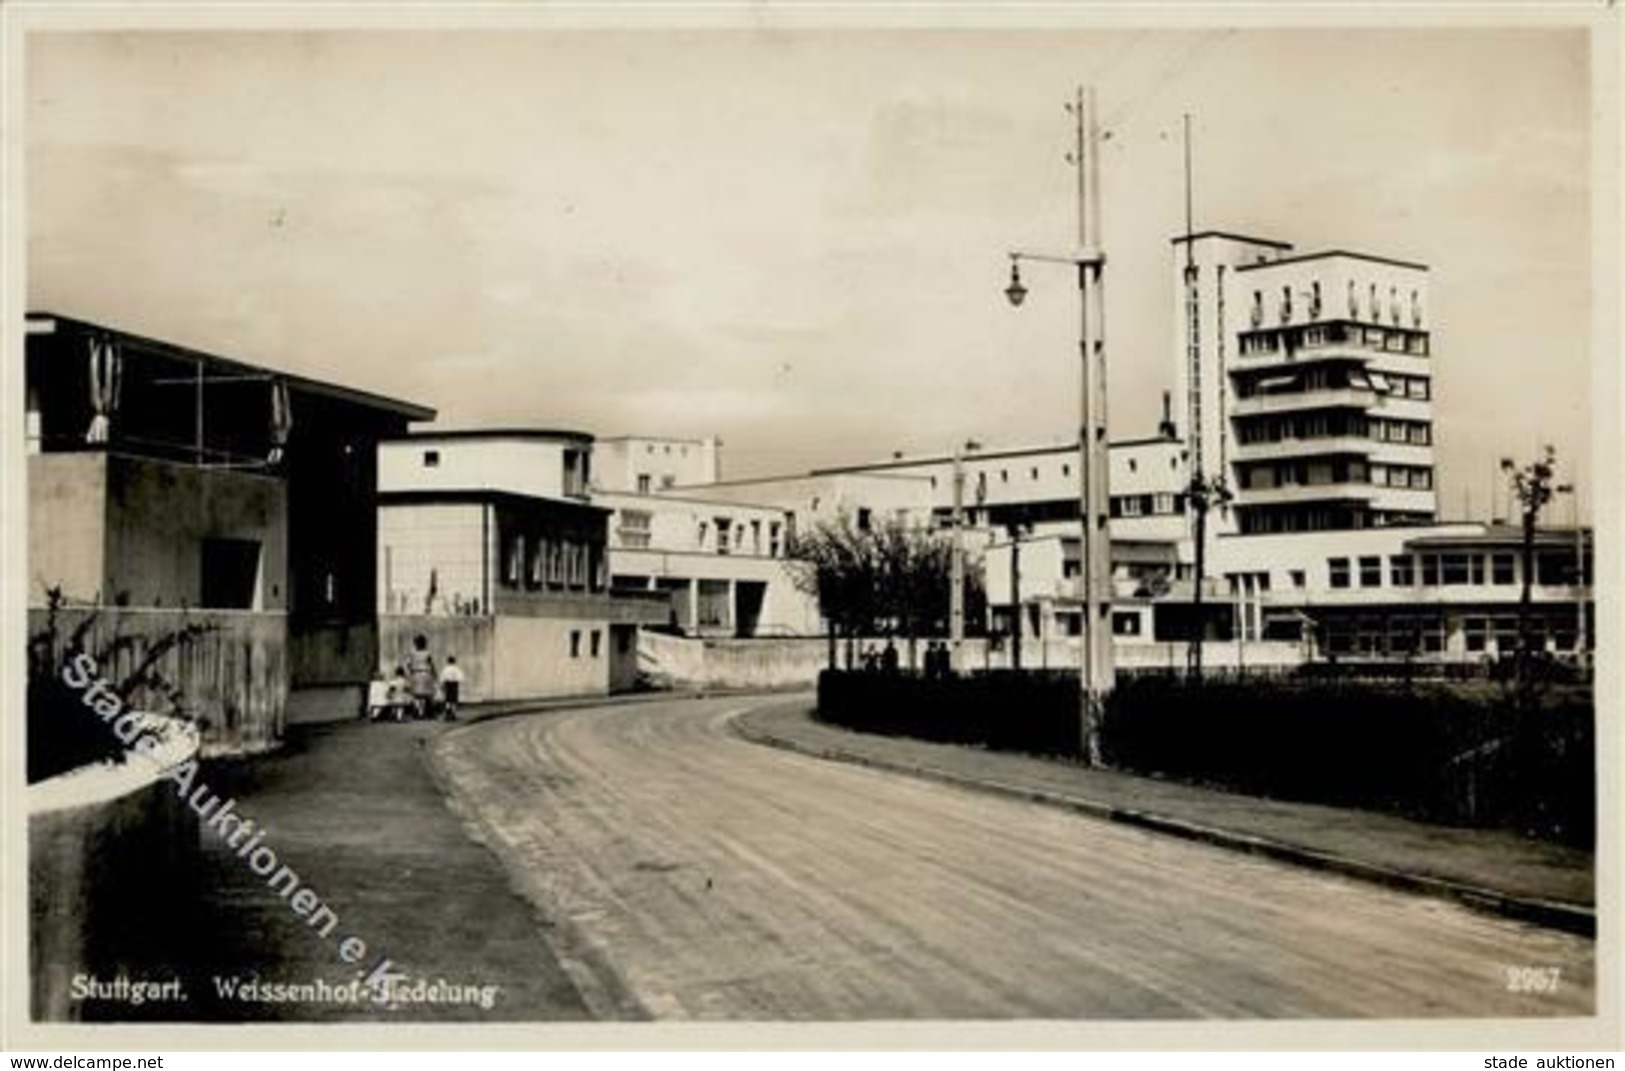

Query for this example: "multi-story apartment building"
[1171,232,1436,535]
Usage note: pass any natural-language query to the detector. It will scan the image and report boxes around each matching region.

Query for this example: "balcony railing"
[1230,388,1376,416]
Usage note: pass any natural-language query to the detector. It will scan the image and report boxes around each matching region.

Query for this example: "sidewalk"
[732,698,1595,937]
[166,713,615,1022]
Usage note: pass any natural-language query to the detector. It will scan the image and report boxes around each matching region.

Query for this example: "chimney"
[1158,390,1178,441]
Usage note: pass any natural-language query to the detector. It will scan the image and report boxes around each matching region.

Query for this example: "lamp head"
[1004,260,1028,307]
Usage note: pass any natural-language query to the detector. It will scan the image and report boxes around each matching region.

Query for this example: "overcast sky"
[26,27,1592,518]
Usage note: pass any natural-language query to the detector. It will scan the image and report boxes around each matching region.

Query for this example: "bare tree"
[1501,445,1558,686]
[786,515,978,670]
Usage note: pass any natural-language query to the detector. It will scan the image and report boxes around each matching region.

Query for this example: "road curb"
[728,708,1596,940]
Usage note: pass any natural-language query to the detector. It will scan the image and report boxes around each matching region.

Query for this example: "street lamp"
[1001,84,1112,766]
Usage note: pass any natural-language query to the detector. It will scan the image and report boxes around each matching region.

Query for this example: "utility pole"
[1075,85,1112,763]
[1003,86,1112,764]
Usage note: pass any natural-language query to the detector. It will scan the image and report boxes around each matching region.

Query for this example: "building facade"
[376,430,658,699]
[26,312,432,746]
[1171,233,1437,536]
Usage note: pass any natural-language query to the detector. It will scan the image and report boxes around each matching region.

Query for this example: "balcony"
[1231,435,1375,463]
[1233,482,1377,507]
[1236,320,1429,367]
[1230,388,1376,417]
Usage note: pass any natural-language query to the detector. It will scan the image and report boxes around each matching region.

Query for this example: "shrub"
[27,589,212,784]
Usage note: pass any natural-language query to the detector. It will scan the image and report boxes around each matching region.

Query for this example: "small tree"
[787,514,976,669]
[1501,445,1559,687]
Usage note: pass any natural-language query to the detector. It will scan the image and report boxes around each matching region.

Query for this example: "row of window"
[1108,492,1183,519]
[1235,365,1431,401]
[1237,458,1435,492]
[1248,284,1424,331]
[501,534,605,592]
[1327,550,1586,590]
[1314,615,1581,657]
[1236,506,1433,534]
[1370,464,1434,490]
[1234,413,1431,446]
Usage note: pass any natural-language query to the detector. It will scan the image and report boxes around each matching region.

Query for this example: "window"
[1062,464,1071,477]
[1031,467,1039,480]
[200,538,262,609]
[1421,554,1440,586]
[618,510,652,550]
[716,519,731,556]
[1128,459,1137,473]
[1359,556,1381,587]
[529,538,547,587]
[1290,569,1306,589]
[590,630,602,658]
[1408,378,1430,401]
[1120,495,1144,517]
[1464,617,1489,654]
[1154,493,1175,514]
[1251,290,1263,327]
[1414,469,1433,490]
[1347,279,1359,318]
[423,450,440,468]
[1390,555,1415,586]
[1441,553,1470,585]
[1492,553,1515,585]
[505,535,525,587]
[1328,557,1351,589]
[570,630,581,658]
[856,508,872,532]
[1280,285,1293,324]
[1410,423,1431,446]
[1469,554,1486,585]
[1112,611,1142,636]
[1000,469,1008,483]
[1310,280,1322,320]
[769,522,782,557]
[636,474,651,494]
[661,475,676,490]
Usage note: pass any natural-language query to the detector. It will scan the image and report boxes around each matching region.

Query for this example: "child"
[439,655,465,722]
[366,669,390,722]
[388,665,411,723]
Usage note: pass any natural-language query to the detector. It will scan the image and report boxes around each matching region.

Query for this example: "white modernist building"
[1170,232,1437,536]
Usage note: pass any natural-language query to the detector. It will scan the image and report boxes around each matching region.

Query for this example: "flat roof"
[809,437,1182,476]
[1234,249,1429,273]
[378,488,610,515]
[29,311,436,422]
[593,489,785,513]
[1169,230,1294,250]
[389,427,594,445]
[597,434,711,445]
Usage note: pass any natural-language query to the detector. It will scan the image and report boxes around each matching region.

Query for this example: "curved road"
[433,696,1594,1020]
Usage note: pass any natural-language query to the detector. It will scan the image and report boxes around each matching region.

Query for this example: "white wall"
[379,437,579,500]
[378,502,488,614]
[595,436,719,493]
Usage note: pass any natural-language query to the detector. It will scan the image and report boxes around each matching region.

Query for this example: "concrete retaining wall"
[379,614,612,703]
[29,721,200,1021]
[638,632,1308,691]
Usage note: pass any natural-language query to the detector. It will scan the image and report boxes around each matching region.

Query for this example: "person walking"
[405,634,437,720]
[439,655,465,722]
